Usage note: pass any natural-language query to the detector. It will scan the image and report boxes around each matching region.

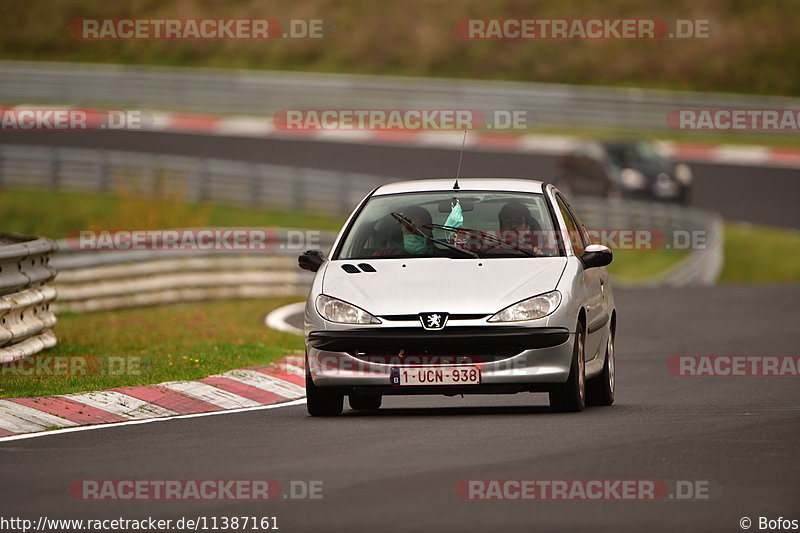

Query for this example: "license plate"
[390,366,481,386]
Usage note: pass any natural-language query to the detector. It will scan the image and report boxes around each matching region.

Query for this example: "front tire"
[587,326,615,406]
[549,322,586,413]
[306,366,343,417]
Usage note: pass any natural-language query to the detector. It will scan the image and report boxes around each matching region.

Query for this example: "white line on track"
[264,301,305,335]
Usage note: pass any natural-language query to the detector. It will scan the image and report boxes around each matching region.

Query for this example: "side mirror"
[298,249,325,272]
[581,244,612,269]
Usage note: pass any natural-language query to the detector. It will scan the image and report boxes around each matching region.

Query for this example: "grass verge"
[5,187,798,289]
[0,188,346,238]
[1,187,685,280]
[607,249,689,282]
[0,298,305,398]
[719,223,800,283]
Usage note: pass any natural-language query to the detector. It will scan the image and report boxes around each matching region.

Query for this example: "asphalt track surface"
[1,284,798,533]
[1,130,798,229]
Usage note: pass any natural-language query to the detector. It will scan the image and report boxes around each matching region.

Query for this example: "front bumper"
[620,181,688,202]
[306,326,576,392]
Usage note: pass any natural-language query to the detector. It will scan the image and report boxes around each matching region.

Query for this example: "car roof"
[602,141,635,149]
[602,140,658,149]
[568,140,646,150]
[373,178,547,196]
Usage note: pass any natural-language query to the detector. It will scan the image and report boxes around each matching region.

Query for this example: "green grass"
[719,223,800,283]
[6,188,800,284]
[0,188,346,239]
[2,196,796,398]
[607,249,689,282]
[0,298,305,398]
[0,0,799,96]
[1,187,687,280]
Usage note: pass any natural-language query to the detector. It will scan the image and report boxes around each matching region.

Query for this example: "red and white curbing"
[147,110,800,169]
[7,104,800,168]
[0,355,305,438]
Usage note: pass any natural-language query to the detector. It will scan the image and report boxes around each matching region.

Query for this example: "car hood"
[321,257,567,316]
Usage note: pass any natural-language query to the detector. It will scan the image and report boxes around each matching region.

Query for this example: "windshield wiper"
[425,223,538,257]
[390,212,478,258]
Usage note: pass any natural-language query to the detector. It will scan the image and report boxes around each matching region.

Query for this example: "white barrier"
[0,235,58,363]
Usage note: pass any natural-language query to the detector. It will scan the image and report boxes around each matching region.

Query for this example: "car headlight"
[620,168,646,190]
[315,295,381,324]
[487,291,562,323]
[675,163,693,185]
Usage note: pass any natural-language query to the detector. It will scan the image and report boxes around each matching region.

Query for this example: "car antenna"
[453,129,467,191]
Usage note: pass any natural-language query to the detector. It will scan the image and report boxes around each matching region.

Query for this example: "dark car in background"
[556,141,692,203]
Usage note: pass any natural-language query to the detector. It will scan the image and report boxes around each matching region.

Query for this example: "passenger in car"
[498,201,543,254]
[372,206,435,256]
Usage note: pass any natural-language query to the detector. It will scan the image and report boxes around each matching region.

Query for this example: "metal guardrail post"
[0,235,59,364]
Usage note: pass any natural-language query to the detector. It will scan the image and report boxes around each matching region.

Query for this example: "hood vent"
[340,263,377,274]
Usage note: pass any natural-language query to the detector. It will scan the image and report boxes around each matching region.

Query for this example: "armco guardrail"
[2,142,723,288]
[50,215,721,314]
[51,230,337,313]
[0,235,58,363]
[651,214,724,287]
[2,61,799,132]
[0,144,386,216]
[572,197,724,287]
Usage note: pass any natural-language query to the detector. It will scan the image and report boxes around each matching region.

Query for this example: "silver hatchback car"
[298,178,616,416]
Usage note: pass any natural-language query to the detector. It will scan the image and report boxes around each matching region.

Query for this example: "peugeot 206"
[298,178,616,416]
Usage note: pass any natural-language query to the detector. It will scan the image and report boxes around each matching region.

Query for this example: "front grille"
[379,314,489,321]
[351,354,513,364]
[308,326,570,364]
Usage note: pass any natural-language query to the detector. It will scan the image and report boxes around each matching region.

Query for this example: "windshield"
[606,141,666,167]
[335,191,563,259]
